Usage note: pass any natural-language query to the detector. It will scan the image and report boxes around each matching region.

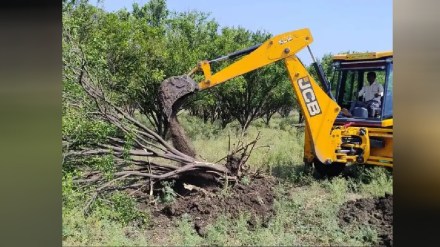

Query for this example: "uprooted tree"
[62,2,267,210]
[63,60,262,212]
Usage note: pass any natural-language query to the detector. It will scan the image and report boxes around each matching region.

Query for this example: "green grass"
[347,165,394,197]
[62,113,393,246]
[63,207,149,246]
[62,173,150,246]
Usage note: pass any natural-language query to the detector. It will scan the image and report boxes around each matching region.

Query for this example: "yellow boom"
[159,28,392,169]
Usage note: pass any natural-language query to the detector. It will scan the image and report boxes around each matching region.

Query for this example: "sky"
[92,0,392,65]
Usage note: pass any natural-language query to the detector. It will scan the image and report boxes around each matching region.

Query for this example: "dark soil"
[168,113,196,158]
[156,76,277,237]
[157,175,277,237]
[338,193,393,246]
[159,75,198,158]
[159,75,198,121]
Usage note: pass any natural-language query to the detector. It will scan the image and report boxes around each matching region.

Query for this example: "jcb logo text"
[278,35,293,44]
[297,77,321,117]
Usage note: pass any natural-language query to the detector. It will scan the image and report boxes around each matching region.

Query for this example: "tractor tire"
[313,159,346,177]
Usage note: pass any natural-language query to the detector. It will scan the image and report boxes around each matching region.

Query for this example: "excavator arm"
[159,28,341,164]
[196,28,312,89]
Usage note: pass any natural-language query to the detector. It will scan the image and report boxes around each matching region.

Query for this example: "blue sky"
[93,0,392,65]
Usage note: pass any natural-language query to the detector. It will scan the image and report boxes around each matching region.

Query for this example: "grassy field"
[62,113,393,246]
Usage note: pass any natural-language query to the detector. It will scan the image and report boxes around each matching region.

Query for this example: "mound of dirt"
[338,193,393,246]
[159,176,277,237]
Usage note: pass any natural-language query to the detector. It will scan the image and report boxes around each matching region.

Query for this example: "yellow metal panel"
[369,133,393,138]
[370,136,393,160]
[303,126,314,163]
[285,56,340,163]
[332,51,393,61]
[368,127,393,133]
[368,124,393,166]
[381,119,393,127]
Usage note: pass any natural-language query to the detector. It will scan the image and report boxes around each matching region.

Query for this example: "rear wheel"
[313,159,346,177]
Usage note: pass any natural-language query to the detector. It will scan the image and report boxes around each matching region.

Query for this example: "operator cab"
[331,51,393,127]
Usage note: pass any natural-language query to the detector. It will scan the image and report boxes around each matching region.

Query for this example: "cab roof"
[332,51,393,61]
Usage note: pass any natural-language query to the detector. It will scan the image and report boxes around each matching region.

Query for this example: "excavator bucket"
[159,75,199,119]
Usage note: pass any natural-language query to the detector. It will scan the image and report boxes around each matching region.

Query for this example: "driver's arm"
[374,84,384,97]
[358,87,365,100]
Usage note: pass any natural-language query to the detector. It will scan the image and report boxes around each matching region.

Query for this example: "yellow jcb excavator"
[159,28,393,176]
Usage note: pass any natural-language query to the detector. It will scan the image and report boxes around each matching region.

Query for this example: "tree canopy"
[63,0,348,138]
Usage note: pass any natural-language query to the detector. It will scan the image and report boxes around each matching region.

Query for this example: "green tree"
[64,1,172,137]
[63,0,301,136]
